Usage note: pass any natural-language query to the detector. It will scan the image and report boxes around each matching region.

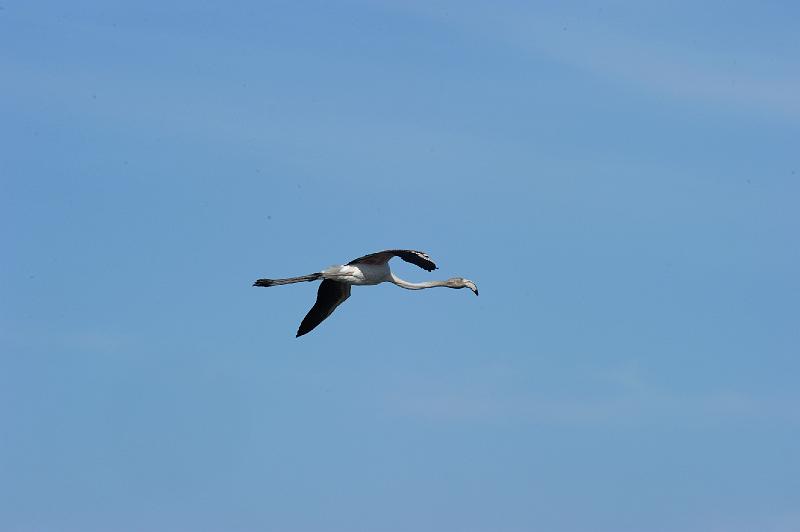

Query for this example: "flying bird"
[253,249,478,337]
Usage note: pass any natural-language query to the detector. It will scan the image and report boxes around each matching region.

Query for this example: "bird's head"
[448,277,479,296]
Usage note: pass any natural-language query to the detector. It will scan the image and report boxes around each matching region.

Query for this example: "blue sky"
[1,1,798,531]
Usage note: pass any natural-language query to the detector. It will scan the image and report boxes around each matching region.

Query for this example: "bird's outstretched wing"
[348,249,437,272]
[296,280,352,337]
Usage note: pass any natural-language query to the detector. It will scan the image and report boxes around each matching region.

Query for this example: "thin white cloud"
[386,361,799,426]
[513,21,800,120]
[372,0,800,120]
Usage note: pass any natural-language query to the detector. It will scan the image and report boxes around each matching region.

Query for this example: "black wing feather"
[296,280,351,337]
[348,249,437,272]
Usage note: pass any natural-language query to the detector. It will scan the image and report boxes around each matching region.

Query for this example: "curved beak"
[465,280,479,296]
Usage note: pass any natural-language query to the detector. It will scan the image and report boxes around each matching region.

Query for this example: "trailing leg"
[253,273,322,287]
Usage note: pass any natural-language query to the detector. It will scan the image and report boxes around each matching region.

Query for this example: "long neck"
[390,273,450,290]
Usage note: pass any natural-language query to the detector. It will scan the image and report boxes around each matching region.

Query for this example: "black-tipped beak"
[464,280,478,296]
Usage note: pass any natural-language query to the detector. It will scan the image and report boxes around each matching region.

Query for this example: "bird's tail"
[253,273,322,287]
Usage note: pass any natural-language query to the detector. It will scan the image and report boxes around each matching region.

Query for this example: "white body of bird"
[322,263,389,285]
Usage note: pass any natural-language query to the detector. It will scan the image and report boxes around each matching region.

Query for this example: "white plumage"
[254,249,478,337]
